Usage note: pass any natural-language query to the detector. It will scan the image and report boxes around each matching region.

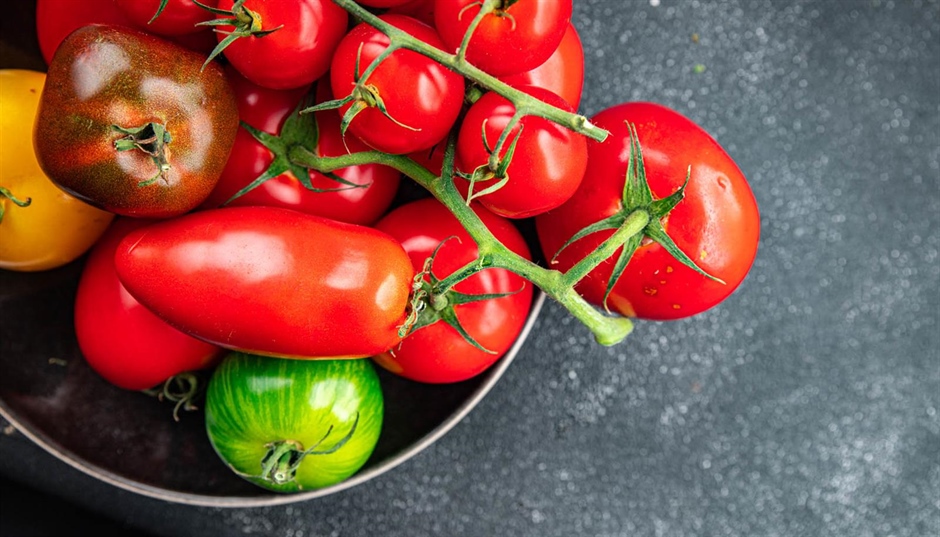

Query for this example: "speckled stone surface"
[2,0,938,535]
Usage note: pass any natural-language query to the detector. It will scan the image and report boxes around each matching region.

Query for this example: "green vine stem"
[330,0,608,144]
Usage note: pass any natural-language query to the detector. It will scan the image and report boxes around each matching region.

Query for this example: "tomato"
[114,0,209,36]
[535,102,760,320]
[36,0,132,65]
[202,73,401,226]
[330,14,465,155]
[357,0,415,7]
[500,22,584,110]
[33,25,239,218]
[205,352,383,492]
[434,0,571,76]
[373,198,533,383]
[207,0,347,90]
[0,69,113,272]
[74,218,222,391]
[456,85,588,219]
[113,206,414,359]
[388,0,436,25]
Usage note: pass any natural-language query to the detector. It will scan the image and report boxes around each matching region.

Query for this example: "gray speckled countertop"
[2,0,938,535]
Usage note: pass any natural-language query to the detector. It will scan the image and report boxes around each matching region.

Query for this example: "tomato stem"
[0,185,32,223]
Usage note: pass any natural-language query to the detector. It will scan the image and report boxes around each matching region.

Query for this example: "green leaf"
[644,218,725,283]
[621,122,654,210]
[602,233,643,312]
[550,213,625,263]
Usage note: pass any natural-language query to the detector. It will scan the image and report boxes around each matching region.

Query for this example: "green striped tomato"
[205,353,384,493]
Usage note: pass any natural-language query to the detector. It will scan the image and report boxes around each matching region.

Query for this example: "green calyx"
[111,122,172,187]
[256,414,359,487]
[223,87,368,206]
[195,0,284,71]
[0,186,32,223]
[553,122,724,312]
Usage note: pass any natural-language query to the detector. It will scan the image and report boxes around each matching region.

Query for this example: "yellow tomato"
[0,69,113,272]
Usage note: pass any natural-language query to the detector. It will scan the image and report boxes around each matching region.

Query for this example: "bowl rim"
[0,292,546,507]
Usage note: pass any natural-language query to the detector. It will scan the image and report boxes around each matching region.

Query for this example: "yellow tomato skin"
[1,69,114,272]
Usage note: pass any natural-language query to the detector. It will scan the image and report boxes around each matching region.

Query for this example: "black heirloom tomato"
[33,25,239,218]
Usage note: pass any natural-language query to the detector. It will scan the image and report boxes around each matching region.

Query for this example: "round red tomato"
[209,0,347,90]
[434,0,571,76]
[330,14,465,155]
[115,0,209,35]
[535,102,760,320]
[202,73,401,225]
[75,218,222,391]
[36,0,131,64]
[388,0,436,25]
[500,22,584,110]
[373,197,533,383]
[114,206,415,359]
[456,85,588,219]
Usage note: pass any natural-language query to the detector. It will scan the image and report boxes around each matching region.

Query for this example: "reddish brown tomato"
[535,102,761,320]
[75,218,222,391]
[434,0,571,76]
[373,198,533,384]
[456,86,588,219]
[114,206,415,359]
[33,25,239,218]
[202,74,401,225]
[500,22,584,110]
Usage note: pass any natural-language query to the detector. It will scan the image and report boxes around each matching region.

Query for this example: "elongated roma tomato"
[114,206,414,359]
[206,352,383,492]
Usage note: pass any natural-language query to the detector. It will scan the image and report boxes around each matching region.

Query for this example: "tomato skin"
[212,0,347,90]
[205,353,383,492]
[388,0,436,25]
[373,198,533,383]
[330,15,465,155]
[114,0,209,36]
[456,86,588,219]
[36,0,132,65]
[114,206,414,359]
[32,25,239,218]
[434,0,571,76]
[202,74,401,226]
[500,22,584,110]
[0,70,114,272]
[535,102,761,320]
[74,218,222,390]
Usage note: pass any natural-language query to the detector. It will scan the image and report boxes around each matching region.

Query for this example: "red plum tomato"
[535,102,760,320]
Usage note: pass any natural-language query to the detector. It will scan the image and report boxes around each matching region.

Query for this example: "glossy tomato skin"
[212,0,347,90]
[456,86,588,219]
[500,22,584,110]
[206,353,383,492]
[536,102,761,320]
[33,25,239,218]
[202,74,400,226]
[434,0,571,76]
[0,70,114,272]
[373,198,533,383]
[36,0,132,65]
[75,218,222,390]
[330,15,465,155]
[114,0,209,35]
[114,206,414,359]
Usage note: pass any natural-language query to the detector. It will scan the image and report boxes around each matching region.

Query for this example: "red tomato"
[202,73,401,225]
[210,0,348,90]
[373,198,533,383]
[36,0,132,64]
[75,218,222,391]
[114,0,209,35]
[357,0,415,7]
[114,206,415,359]
[535,102,761,320]
[330,14,465,155]
[388,0,436,25]
[500,22,584,110]
[456,86,588,219]
[434,0,571,76]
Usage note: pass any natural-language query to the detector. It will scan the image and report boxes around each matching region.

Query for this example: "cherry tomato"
[357,0,415,7]
[330,14,465,155]
[434,0,571,76]
[114,0,209,36]
[114,206,415,359]
[456,86,588,219]
[373,198,533,383]
[75,218,222,391]
[500,22,584,110]
[206,353,384,492]
[202,73,401,226]
[0,69,113,272]
[209,0,347,90]
[535,102,761,320]
[388,0,436,25]
[33,25,239,218]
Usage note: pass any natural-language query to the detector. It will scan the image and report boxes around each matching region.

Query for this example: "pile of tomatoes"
[0,0,760,493]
